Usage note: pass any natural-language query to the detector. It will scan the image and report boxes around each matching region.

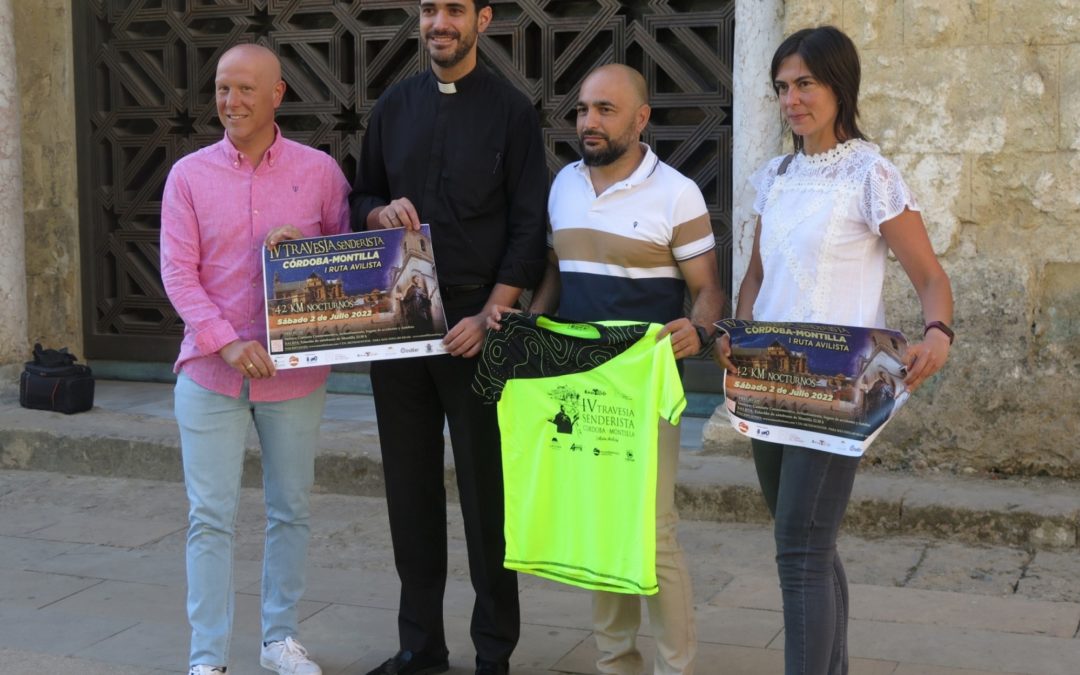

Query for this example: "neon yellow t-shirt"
[474,314,686,594]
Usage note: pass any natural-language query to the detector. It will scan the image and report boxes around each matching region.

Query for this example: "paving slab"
[679,520,775,571]
[507,620,594,674]
[518,583,595,631]
[837,535,928,587]
[551,639,898,674]
[0,534,82,570]
[42,579,196,626]
[905,542,1030,596]
[0,605,138,656]
[848,619,1080,675]
[892,666,1012,675]
[263,565,401,609]
[847,584,1080,638]
[0,568,103,608]
[0,648,165,675]
[293,602,399,670]
[0,504,66,536]
[0,470,187,521]
[552,632,659,674]
[691,604,784,648]
[72,620,192,672]
[1016,549,1080,603]
[26,512,184,548]
[299,601,591,675]
[33,544,197,587]
[706,573,783,612]
[48,578,329,635]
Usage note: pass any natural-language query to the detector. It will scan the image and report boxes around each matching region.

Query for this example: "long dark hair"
[770,26,865,152]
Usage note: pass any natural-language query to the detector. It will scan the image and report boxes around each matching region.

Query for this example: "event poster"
[262,226,448,369]
[715,319,910,457]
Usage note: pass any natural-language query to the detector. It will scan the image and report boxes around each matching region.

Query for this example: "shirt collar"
[219,123,285,168]
[573,143,659,195]
[429,62,487,95]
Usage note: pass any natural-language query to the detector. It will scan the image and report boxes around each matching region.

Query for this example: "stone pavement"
[1,469,1080,675]
[0,381,1079,674]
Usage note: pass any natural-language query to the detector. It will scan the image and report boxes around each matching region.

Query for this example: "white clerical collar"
[437,81,457,95]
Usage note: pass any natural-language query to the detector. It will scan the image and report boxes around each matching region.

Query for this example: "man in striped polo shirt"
[527,63,724,675]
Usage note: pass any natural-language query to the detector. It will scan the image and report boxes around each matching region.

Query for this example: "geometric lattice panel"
[74,0,733,361]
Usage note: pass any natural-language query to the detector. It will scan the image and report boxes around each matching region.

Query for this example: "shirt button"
[254,210,259,215]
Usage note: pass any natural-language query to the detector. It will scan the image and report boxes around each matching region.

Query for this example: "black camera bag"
[19,343,95,414]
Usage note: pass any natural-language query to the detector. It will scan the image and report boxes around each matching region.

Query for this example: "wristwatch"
[923,321,955,345]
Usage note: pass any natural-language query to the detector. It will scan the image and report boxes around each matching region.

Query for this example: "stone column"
[732,0,784,302]
[0,0,28,366]
[704,0,785,449]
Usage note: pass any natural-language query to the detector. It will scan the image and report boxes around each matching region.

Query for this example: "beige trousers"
[592,418,697,675]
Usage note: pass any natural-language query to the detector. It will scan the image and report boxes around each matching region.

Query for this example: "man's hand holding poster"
[263,226,448,369]
[714,319,910,457]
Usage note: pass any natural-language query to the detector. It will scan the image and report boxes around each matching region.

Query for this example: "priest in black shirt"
[349,2,547,675]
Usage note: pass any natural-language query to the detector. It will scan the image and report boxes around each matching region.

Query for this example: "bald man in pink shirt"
[161,43,348,675]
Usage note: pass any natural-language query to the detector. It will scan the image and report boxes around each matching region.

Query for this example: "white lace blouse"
[749,139,919,328]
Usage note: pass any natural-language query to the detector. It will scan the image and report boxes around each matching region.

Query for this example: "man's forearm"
[527,257,561,314]
[482,283,525,314]
[690,285,726,337]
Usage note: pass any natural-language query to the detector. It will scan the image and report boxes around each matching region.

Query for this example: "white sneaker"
[260,636,322,675]
[189,667,227,675]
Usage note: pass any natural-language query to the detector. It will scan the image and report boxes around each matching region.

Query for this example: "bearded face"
[577,126,637,167]
[420,3,481,70]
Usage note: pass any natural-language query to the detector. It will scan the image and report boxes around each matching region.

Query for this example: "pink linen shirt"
[160,128,350,402]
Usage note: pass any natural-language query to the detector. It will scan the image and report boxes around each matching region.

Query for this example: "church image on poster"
[270,271,353,312]
[385,228,446,336]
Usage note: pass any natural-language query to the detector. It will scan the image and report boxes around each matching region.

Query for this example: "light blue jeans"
[174,373,326,667]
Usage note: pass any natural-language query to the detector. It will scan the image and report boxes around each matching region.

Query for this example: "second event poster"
[715,319,910,457]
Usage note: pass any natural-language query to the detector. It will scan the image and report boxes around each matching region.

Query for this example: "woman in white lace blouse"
[716,26,953,675]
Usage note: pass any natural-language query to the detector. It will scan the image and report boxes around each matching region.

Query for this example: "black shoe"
[475,659,509,675]
[364,650,449,675]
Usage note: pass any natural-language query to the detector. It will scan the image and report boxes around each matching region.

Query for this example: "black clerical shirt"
[350,64,548,290]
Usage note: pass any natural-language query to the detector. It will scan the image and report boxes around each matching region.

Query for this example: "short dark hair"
[770,25,865,152]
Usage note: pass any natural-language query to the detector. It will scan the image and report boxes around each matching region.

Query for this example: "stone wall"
[0,0,28,367]
[13,0,80,359]
[707,1,1080,477]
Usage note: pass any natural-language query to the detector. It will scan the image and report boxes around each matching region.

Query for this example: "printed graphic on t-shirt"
[538,384,639,461]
